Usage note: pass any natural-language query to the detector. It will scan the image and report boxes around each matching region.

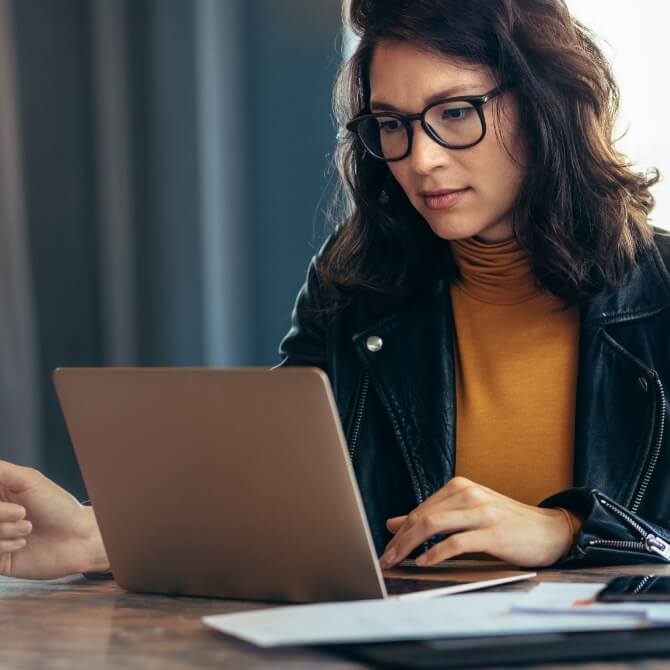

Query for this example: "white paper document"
[203,590,645,648]
[512,582,670,622]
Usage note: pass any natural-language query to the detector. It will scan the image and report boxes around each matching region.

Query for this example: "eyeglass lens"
[358,100,483,159]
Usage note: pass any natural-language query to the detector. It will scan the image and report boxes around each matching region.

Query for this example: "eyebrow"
[369,84,482,112]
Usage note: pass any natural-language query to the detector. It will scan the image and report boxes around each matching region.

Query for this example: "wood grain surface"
[2,562,670,669]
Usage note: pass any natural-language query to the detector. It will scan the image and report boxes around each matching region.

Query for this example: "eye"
[378,118,403,133]
[442,106,472,121]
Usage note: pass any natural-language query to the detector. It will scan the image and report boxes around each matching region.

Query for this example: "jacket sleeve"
[275,251,329,370]
[540,488,670,566]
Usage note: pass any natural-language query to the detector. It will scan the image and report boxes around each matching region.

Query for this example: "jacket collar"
[355,235,670,336]
[581,239,670,326]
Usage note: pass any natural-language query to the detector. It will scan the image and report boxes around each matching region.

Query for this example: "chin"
[421,208,514,243]
[423,215,488,242]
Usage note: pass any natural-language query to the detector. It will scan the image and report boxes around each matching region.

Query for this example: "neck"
[470,217,514,244]
[473,232,515,244]
[449,236,540,305]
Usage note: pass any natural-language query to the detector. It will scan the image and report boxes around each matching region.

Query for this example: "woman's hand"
[0,460,109,579]
[380,476,578,569]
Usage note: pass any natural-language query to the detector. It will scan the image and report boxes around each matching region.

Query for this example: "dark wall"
[14,0,100,497]
[247,1,341,363]
[12,0,341,496]
[128,0,205,367]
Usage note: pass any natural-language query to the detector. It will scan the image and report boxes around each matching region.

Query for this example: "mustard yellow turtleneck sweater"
[449,236,580,506]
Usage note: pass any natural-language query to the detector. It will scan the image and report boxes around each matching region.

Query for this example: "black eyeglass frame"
[345,82,513,162]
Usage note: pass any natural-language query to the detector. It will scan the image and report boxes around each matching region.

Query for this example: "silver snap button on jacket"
[366,335,383,352]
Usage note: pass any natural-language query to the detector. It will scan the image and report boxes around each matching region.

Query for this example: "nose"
[408,121,452,175]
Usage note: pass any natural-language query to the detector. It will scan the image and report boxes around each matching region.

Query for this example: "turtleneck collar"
[449,236,541,305]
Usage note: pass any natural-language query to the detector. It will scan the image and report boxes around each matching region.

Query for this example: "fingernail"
[381,549,396,567]
[416,554,427,566]
[15,538,26,548]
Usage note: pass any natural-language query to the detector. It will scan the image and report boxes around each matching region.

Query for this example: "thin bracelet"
[555,506,577,541]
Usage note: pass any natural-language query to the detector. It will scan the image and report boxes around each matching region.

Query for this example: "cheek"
[470,139,525,206]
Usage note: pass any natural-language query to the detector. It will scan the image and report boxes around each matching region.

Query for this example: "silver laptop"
[54,367,533,603]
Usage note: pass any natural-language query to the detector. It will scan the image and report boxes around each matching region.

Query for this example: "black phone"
[596,575,670,602]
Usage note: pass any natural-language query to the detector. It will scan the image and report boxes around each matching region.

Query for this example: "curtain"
[0,0,41,467]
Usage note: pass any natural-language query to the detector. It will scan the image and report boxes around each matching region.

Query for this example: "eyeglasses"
[346,83,512,162]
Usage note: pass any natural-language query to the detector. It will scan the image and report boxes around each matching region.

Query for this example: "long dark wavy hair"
[316,0,660,311]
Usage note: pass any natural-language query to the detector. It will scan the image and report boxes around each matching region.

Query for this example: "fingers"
[0,504,32,554]
[384,479,486,537]
[0,501,26,521]
[0,538,27,553]
[381,506,491,567]
[415,529,490,566]
[0,520,32,538]
[386,515,407,533]
[385,487,493,553]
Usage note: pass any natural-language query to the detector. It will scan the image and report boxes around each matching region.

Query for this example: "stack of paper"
[512,582,670,623]
[203,589,649,648]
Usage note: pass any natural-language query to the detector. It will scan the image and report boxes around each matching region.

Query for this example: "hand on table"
[380,476,578,569]
[0,460,109,579]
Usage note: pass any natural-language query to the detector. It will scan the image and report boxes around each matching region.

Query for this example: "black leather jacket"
[278,229,670,567]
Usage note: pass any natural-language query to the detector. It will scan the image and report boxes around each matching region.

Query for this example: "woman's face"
[368,40,526,243]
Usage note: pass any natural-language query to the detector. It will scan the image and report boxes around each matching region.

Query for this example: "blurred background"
[0,0,668,498]
[0,0,342,497]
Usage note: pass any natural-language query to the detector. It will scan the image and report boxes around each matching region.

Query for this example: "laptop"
[53,367,533,603]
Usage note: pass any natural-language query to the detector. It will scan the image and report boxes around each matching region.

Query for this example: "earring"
[379,171,394,205]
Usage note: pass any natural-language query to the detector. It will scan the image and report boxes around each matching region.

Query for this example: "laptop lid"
[54,367,388,603]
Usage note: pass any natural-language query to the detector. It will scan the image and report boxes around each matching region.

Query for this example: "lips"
[420,187,470,211]
[419,188,468,196]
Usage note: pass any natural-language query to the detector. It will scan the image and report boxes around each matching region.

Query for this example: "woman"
[2,0,670,580]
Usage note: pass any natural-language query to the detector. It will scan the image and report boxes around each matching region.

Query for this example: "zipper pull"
[645,535,670,560]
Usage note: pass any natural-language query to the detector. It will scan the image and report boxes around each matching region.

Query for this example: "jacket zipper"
[348,373,370,460]
[631,575,653,594]
[588,498,670,560]
[600,331,667,513]
[631,372,666,513]
[347,371,425,506]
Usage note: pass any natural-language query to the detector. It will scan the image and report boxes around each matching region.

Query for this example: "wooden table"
[2,562,670,669]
